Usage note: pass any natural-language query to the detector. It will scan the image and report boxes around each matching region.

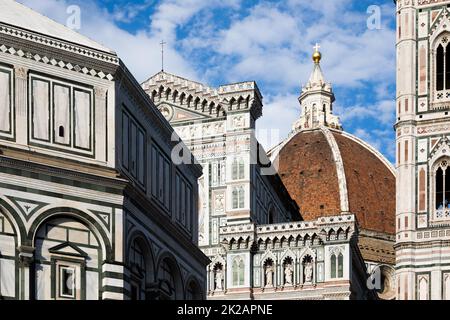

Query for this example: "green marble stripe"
[0,182,122,208]
[0,166,123,195]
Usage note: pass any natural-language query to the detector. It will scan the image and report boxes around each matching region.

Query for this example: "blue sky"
[18,0,397,162]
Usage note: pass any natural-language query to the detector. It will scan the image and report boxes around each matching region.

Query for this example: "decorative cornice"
[142,71,263,121]
[0,27,117,81]
[0,22,118,64]
[0,154,127,190]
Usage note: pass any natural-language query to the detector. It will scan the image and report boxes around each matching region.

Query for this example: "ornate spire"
[292,44,342,132]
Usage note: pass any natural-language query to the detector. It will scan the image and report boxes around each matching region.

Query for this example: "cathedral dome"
[272,127,396,235]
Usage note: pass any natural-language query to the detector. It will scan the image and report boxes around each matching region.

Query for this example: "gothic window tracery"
[434,33,450,103]
[330,250,344,279]
[312,104,318,126]
[437,44,445,91]
[232,186,245,209]
[433,158,450,220]
[232,158,245,180]
[232,257,245,286]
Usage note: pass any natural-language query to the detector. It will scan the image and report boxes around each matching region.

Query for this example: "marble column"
[94,87,107,162]
[14,66,28,145]
[18,245,35,300]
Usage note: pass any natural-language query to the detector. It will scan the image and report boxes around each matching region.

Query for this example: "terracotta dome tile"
[276,128,395,235]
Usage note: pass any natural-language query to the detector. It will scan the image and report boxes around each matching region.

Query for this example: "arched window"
[338,253,344,278]
[238,187,244,208]
[239,159,245,179]
[159,260,176,300]
[232,188,238,209]
[312,104,317,125]
[58,125,65,138]
[232,257,245,286]
[232,159,238,180]
[33,216,101,300]
[232,158,245,180]
[186,280,202,300]
[330,251,344,279]
[330,254,337,279]
[434,159,450,219]
[437,44,444,91]
[232,186,245,209]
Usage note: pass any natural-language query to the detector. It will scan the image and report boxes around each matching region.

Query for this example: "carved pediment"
[48,242,88,258]
[430,8,450,41]
[429,136,450,165]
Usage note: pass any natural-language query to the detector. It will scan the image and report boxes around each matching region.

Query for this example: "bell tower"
[395,0,450,300]
[293,44,342,132]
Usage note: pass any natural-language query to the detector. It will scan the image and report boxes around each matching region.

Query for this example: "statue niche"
[264,259,275,288]
[302,255,314,284]
[213,263,224,291]
[283,257,294,286]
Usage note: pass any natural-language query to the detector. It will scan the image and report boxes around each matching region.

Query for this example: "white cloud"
[256,93,299,150]
[16,0,226,81]
[338,99,396,126]
[352,127,395,161]
[111,0,154,23]
[14,0,398,160]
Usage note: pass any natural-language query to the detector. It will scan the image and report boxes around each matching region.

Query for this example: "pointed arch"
[186,95,193,108]
[194,97,200,110]
[437,43,445,91]
[237,96,244,109]
[165,87,171,100]
[209,102,215,115]
[172,90,178,103]
[151,90,157,101]
[229,98,236,111]
[179,92,186,105]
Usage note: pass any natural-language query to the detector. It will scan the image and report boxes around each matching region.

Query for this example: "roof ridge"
[332,129,396,177]
[320,126,350,214]
[0,0,113,53]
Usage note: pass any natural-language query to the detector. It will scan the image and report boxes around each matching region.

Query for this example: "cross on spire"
[160,40,167,72]
[314,43,321,52]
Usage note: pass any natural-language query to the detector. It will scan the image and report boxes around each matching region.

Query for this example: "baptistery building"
[0,0,208,300]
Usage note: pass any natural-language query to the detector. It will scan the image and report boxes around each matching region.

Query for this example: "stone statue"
[265,264,274,287]
[304,262,313,283]
[284,263,293,285]
[215,269,223,291]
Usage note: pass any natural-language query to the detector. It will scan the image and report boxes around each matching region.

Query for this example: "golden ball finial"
[313,43,321,63]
